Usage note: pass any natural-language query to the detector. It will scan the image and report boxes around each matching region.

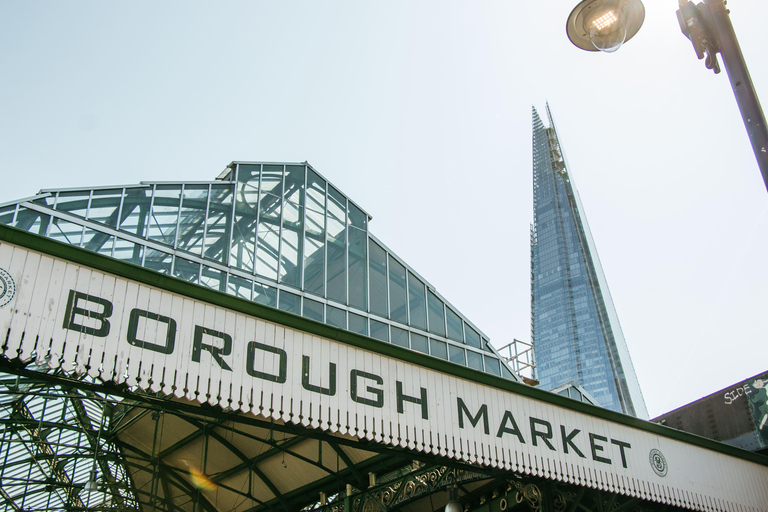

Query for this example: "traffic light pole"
[678,0,768,193]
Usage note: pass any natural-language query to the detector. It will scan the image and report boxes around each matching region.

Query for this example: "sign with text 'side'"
[1,239,767,512]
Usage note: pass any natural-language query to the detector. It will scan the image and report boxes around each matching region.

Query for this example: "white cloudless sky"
[1,1,766,418]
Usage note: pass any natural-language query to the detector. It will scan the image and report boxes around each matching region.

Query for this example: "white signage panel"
[1,241,767,512]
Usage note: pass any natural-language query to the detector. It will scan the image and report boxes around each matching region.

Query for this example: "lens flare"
[189,466,217,491]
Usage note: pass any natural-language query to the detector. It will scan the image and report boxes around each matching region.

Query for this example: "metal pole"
[679,0,768,192]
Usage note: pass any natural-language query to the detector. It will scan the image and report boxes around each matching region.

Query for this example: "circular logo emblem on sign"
[649,449,668,477]
[0,268,16,308]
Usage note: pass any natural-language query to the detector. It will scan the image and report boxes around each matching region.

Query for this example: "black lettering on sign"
[496,411,526,443]
[63,290,112,337]
[245,342,287,383]
[530,418,556,451]
[457,398,489,435]
[560,426,585,458]
[396,381,428,420]
[126,309,176,354]
[302,355,336,396]
[611,439,631,468]
[590,433,611,464]
[192,326,233,371]
[350,370,384,408]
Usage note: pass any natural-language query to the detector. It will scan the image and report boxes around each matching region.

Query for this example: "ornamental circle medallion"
[649,449,668,477]
[0,268,15,308]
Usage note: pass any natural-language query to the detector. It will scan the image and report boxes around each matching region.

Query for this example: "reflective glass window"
[144,249,172,275]
[303,169,326,295]
[411,333,429,354]
[82,228,113,254]
[464,324,481,348]
[348,227,367,310]
[348,312,367,335]
[176,185,208,255]
[430,339,448,360]
[484,355,501,376]
[0,205,15,225]
[87,189,123,228]
[54,191,89,218]
[114,237,143,266]
[14,208,50,236]
[448,345,465,365]
[388,257,407,323]
[148,185,182,246]
[254,283,277,307]
[446,307,463,342]
[303,298,324,322]
[256,194,281,281]
[407,272,426,330]
[260,165,283,198]
[278,291,300,314]
[173,257,200,282]
[49,218,83,247]
[200,265,226,292]
[370,320,388,342]
[284,165,304,205]
[228,274,253,300]
[203,184,232,265]
[349,202,366,229]
[326,186,346,303]
[279,197,303,288]
[119,188,151,237]
[467,350,483,371]
[391,326,409,348]
[427,291,446,337]
[326,306,346,329]
[368,240,388,317]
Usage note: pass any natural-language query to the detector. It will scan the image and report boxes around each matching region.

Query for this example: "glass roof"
[0,162,518,382]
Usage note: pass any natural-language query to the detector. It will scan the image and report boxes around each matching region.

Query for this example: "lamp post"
[566,0,768,193]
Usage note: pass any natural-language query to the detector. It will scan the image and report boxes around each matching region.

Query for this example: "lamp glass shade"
[567,0,645,52]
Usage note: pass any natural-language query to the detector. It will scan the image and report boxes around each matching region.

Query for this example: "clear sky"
[1,1,766,419]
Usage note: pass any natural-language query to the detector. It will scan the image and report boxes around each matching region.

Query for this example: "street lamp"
[566,0,768,193]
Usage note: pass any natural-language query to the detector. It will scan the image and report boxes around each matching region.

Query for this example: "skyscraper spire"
[531,105,648,418]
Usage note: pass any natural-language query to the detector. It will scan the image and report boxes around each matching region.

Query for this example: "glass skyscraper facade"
[531,106,648,418]
[0,161,517,381]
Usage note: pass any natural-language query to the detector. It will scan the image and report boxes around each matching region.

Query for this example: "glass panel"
[148,185,182,246]
[279,199,303,288]
[237,163,261,184]
[326,187,346,304]
[484,355,501,376]
[304,170,326,296]
[200,265,226,292]
[348,227,367,311]
[430,339,448,360]
[14,208,50,235]
[144,249,172,275]
[408,272,426,330]
[411,333,429,354]
[228,274,253,300]
[467,350,483,371]
[349,202,366,229]
[114,237,143,266]
[449,345,465,365]
[260,165,284,197]
[326,306,346,329]
[176,185,208,255]
[284,165,304,206]
[173,257,200,282]
[446,307,463,342]
[391,326,409,348]
[278,290,301,314]
[502,365,516,380]
[483,339,495,353]
[348,312,367,335]
[368,240,388,317]
[203,184,233,265]
[254,283,277,307]
[256,197,281,281]
[49,218,83,247]
[82,227,113,253]
[303,298,324,322]
[370,320,388,342]
[427,291,446,337]
[54,191,90,218]
[0,205,15,225]
[88,188,123,228]
[464,324,482,348]
[119,188,152,237]
[388,257,407,323]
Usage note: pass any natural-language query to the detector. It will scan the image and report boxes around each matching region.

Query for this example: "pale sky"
[1,1,766,419]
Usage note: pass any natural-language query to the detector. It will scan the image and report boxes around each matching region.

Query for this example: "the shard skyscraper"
[531,105,648,418]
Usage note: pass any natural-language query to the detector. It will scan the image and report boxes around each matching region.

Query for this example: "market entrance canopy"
[1,227,767,512]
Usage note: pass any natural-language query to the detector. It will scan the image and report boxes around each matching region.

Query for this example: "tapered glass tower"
[531,105,648,418]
